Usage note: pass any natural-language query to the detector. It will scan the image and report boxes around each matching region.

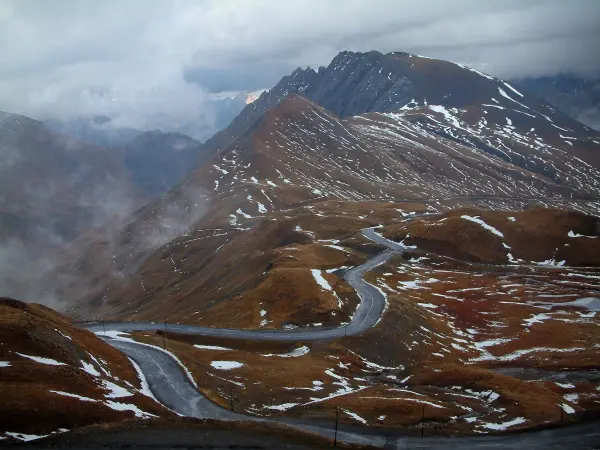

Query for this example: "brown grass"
[383,208,600,265]
[0,298,173,436]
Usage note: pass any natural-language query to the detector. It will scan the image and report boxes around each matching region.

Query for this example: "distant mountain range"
[45,91,256,146]
[511,73,600,131]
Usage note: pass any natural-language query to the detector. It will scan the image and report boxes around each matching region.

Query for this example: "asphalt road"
[84,228,403,341]
[84,228,600,448]
[110,339,600,449]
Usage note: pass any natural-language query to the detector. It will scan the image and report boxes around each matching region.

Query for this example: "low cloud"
[1,0,599,130]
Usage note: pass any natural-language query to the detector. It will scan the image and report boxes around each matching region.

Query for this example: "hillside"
[5,44,600,436]
[204,51,597,156]
[90,205,600,435]
[383,208,600,265]
[0,298,171,442]
[48,51,600,320]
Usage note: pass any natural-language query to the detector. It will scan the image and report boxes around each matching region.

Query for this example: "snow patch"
[479,417,526,431]
[16,353,66,366]
[210,361,244,370]
[266,403,297,411]
[194,345,233,351]
[102,380,133,399]
[261,346,310,358]
[342,409,367,424]
[50,390,96,402]
[311,269,332,291]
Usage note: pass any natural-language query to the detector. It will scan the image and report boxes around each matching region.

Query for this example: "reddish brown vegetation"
[384,208,600,265]
[0,298,172,438]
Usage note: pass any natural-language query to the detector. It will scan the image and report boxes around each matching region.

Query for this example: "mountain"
[120,130,207,199]
[5,50,600,438]
[204,51,597,155]
[45,92,252,146]
[49,51,600,322]
[0,297,170,440]
[511,74,600,131]
[0,111,139,241]
[0,111,141,304]
[45,116,142,148]
[199,51,600,207]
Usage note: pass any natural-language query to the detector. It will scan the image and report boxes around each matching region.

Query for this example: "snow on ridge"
[49,389,157,419]
[471,346,584,363]
[461,215,504,238]
[455,63,495,81]
[502,81,524,97]
[311,269,332,291]
[497,87,530,110]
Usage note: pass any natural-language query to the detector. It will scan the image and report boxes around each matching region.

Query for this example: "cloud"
[1,0,599,129]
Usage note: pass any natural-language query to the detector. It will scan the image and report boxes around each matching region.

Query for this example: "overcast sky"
[1,0,599,130]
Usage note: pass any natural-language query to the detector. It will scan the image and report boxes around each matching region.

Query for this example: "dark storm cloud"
[1,0,599,125]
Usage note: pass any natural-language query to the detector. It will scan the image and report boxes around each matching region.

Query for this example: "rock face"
[204,51,592,154]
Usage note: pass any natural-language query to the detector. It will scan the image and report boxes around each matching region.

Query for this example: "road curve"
[83,228,403,341]
[85,228,600,448]
[111,336,600,449]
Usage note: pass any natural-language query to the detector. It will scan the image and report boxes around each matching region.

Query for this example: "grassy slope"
[0,298,173,439]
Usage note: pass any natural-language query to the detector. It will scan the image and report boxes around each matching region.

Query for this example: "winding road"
[84,228,404,341]
[83,228,600,448]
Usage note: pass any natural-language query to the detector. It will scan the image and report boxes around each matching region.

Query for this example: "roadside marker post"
[334,407,339,447]
[421,403,425,438]
[230,386,234,411]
